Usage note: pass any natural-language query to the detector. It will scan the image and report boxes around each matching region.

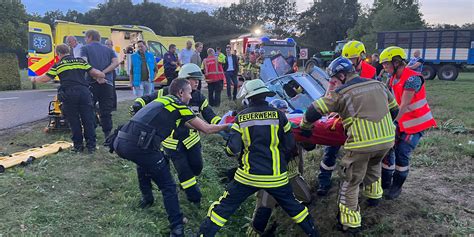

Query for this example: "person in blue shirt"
[407,50,424,73]
[130,40,157,97]
[80,29,119,138]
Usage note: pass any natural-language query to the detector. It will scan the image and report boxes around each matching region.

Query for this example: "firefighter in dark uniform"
[198,80,320,237]
[113,78,229,237]
[31,44,105,153]
[247,99,312,237]
[300,57,399,233]
[129,63,222,207]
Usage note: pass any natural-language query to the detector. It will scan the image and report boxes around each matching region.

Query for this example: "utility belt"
[117,130,163,150]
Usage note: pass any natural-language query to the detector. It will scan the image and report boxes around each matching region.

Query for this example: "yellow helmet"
[380,46,407,63]
[342,40,366,59]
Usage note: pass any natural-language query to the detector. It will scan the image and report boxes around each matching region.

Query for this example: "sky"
[23,0,474,25]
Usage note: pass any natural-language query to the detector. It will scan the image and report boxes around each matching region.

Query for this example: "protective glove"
[129,102,142,116]
[219,111,236,125]
[299,119,313,138]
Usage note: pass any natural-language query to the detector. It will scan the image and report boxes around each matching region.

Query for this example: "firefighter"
[379,46,437,200]
[129,63,222,207]
[342,40,376,79]
[246,99,312,236]
[316,40,378,196]
[113,78,229,237]
[199,80,319,237]
[30,44,105,153]
[300,57,399,233]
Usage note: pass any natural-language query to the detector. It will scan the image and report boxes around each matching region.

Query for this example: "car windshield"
[307,66,330,91]
[268,75,325,112]
[271,55,291,77]
[263,46,295,58]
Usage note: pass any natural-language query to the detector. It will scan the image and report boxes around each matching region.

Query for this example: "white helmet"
[178,63,204,80]
[237,79,275,99]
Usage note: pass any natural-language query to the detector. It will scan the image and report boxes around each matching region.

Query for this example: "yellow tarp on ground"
[0,141,72,172]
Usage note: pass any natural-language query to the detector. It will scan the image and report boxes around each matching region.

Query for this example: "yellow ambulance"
[28,20,193,86]
[157,35,195,52]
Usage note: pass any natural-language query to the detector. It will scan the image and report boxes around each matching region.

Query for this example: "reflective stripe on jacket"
[312,77,397,152]
[225,101,295,188]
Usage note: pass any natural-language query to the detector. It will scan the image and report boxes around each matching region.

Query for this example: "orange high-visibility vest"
[389,68,437,134]
[203,56,225,83]
[360,60,376,79]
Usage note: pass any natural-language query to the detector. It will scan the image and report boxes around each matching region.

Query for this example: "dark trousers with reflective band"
[225,71,238,99]
[166,144,203,203]
[338,149,390,228]
[207,80,223,107]
[382,131,423,189]
[318,145,341,188]
[90,83,115,134]
[251,175,312,234]
[199,180,316,237]
[60,86,96,149]
[113,138,183,228]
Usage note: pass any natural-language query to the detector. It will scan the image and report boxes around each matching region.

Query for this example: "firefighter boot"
[298,216,320,237]
[385,170,408,200]
[170,224,184,237]
[139,197,154,209]
[366,198,380,207]
[251,207,272,234]
[336,212,361,235]
[137,167,154,208]
[381,168,393,190]
[316,184,331,196]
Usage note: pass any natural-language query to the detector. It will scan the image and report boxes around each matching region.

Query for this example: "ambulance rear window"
[29,32,52,54]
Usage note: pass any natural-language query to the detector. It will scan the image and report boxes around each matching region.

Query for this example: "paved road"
[0,88,135,130]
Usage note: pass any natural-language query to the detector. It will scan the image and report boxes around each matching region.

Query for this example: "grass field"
[0,73,473,236]
[19,69,58,90]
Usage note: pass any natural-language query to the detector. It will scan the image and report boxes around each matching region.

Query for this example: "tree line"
[1,0,473,67]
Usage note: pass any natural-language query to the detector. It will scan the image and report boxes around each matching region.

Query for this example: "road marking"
[0,97,19,101]
[47,94,56,97]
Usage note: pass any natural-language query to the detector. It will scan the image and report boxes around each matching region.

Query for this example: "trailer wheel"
[438,65,459,81]
[422,65,437,80]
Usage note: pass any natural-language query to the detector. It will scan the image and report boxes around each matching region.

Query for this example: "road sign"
[300,48,308,60]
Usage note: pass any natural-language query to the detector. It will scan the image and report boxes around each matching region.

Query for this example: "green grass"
[19,69,58,90]
[1,74,474,236]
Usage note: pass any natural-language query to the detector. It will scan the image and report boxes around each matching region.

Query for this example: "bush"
[0,53,21,91]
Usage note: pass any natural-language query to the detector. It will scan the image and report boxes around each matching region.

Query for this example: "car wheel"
[422,65,437,80]
[437,65,459,81]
